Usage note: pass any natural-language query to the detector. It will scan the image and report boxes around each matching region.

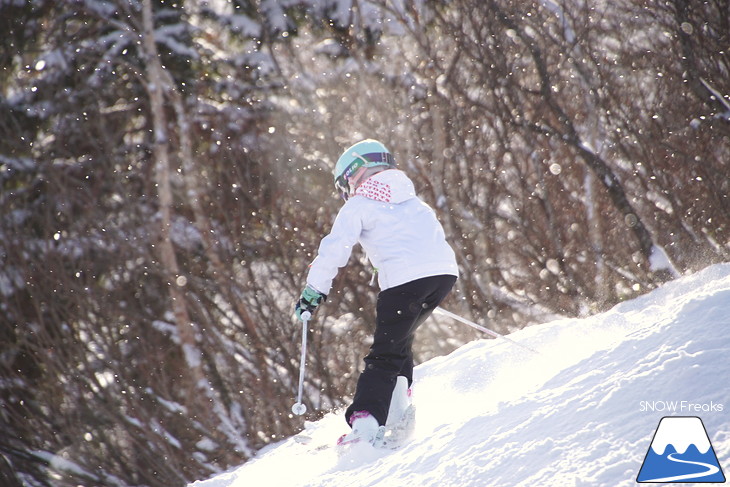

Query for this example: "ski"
[336,405,416,456]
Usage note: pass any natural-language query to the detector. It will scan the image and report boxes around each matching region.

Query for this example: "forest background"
[1,1,728,486]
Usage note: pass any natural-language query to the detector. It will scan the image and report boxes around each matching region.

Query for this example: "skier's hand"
[295,285,327,321]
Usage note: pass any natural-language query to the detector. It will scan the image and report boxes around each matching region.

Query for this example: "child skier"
[295,139,458,447]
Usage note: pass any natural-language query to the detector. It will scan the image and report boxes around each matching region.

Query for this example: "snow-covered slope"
[191,264,730,487]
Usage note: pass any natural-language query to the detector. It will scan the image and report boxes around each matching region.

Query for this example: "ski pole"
[291,311,310,415]
[434,307,540,355]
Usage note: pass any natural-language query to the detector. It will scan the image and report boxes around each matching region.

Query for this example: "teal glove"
[295,285,327,321]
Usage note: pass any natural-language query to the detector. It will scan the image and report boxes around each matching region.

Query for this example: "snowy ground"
[191,264,730,487]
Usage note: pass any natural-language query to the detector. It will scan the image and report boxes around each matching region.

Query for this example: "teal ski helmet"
[333,139,395,200]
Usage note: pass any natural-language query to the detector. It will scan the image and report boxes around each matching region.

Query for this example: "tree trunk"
[141,0,207,392]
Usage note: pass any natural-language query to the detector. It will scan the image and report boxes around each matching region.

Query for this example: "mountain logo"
[637,416,726,483]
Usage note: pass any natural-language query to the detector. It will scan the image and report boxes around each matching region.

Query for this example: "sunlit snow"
[191,264,730,487]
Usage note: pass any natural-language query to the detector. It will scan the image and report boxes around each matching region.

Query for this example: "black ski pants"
[345,274,457,426]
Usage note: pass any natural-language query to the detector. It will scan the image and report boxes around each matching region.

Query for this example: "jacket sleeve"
[306,201,363,295]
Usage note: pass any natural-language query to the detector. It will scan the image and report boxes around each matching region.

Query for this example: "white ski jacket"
[307,169,458,294]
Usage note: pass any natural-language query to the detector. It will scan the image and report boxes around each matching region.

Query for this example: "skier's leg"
[398,335,415,387]
[397,274,457,385]
[345,275,456,426]
[345,306,411,426]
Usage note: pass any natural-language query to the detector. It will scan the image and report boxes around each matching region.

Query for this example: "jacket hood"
[354,169,416,204]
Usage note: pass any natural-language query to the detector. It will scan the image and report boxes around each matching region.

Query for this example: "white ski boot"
[385,376,411,428]
[337,377,416,452]
[378,376,416,449]
[337,411,385,447]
